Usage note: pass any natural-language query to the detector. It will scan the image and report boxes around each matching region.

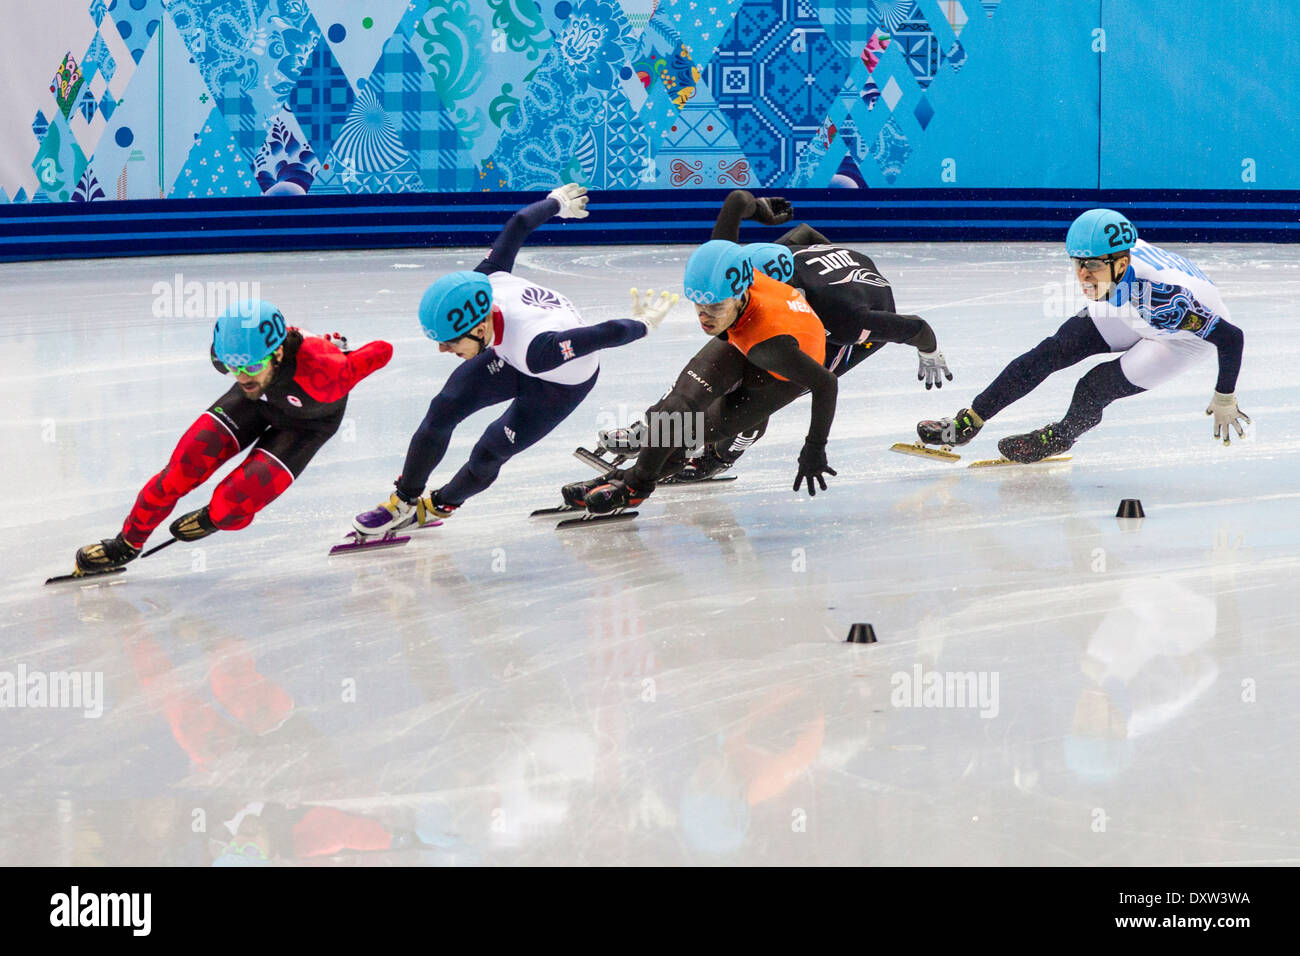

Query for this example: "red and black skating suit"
[120,331,392,548]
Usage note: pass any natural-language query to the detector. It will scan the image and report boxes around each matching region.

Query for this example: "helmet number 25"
[259,310,286,349]
[1105,221,1135,248]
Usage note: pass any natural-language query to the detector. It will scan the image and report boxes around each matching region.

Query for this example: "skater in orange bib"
[573,240,840,515]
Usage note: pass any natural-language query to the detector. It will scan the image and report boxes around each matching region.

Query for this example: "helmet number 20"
[258,310,286,349]
[1104,221,1135,248]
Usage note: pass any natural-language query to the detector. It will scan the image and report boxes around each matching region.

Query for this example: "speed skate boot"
[171,506,220,542]
[75,532,141,574]
[584,477,654,515]
[561,475,612,508]
[352,490,431,538]
[423,490,459,521]
[997,422,1074,463]
[668,444,734,483]
[917,407,983,447]
[597,421,648,457]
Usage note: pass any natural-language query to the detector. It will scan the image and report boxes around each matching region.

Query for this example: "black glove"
[793,440,836,496]
[752,196,793,225]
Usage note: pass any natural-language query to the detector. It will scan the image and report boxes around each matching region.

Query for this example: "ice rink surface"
[2,241,1298,865]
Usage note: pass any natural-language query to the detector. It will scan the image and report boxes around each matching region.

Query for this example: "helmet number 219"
[449,289,492,334]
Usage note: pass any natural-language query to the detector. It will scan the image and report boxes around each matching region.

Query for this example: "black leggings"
[972,312,1110,420]
[627,340,809,486]
[710,339,883,460]
[399,349,597,504]
[971,312,1144,436]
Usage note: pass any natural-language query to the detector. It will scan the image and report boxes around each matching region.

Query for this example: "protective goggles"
[225,356,273,376]
[210,839,269,860]
[1071,256,1120,272]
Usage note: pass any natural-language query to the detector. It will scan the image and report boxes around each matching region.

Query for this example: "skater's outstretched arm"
[746,336,838,446]
[818,305,951,388]
[527,320,647,372]
[837,307,936,350]
[1203,318,1244,395]
[476,184,589,275]
[749,336,839,495]
[1203,318,1248,442]
[291,335,394,403]
[711,190,794,241]
[526,288,678,373]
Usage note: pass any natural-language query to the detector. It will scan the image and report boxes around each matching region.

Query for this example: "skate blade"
[329,532,413,555]
[890,442,961,462]
[659,474,738,485]
[140,538,179,559]
[532,504,581,517]
[968,456,1072,468]
[574,446,626,474]
[45,567,127,586]
[555,510,638,530]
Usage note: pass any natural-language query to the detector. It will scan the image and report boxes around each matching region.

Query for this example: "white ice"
[1,242,1298,865]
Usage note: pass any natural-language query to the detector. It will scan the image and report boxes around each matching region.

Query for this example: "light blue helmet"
[683,240,753,305]
[212,299,287,368]
[742,242,795,284]
[419,271,494,342]
[1066,208,1138,258]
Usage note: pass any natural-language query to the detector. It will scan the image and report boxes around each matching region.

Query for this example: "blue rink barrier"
[0,189,1296,262]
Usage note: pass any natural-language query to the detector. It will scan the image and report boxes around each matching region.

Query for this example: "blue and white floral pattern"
[555,0,632,92]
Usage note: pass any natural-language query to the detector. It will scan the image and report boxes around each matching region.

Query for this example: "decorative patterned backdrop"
[3,0,1298,205]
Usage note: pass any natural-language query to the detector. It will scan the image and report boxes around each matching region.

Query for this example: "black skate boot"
[170,506,220,542]
[597,421,647,457]
[585,477,654,515]
[561,475,615,508]
[997,423,1074,463]
[917,407,983,447]
[666,444,734,483]
[75,532,141,574]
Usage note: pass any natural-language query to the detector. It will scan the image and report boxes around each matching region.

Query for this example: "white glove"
[548,183,589,219]
[629,288,678,332]
[917,349,953,390]
[1206,391,1250,443]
